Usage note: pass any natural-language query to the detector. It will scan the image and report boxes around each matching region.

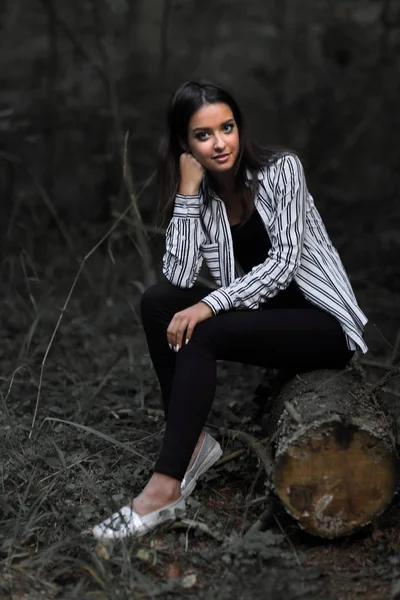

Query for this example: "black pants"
[140,280,354,481]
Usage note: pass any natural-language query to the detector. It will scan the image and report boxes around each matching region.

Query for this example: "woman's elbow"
[162,267,196,289]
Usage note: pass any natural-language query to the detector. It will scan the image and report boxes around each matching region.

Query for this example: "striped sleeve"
[162,194,205,288]
[201,154,306,313]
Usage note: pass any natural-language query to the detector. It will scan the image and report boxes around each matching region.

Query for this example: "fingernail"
[168,343,173,350]
[185,338,189,345]
[175,344,180,352]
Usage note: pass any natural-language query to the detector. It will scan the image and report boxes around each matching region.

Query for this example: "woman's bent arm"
[162,194,205,288]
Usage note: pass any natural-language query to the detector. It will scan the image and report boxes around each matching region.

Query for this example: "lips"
[212,153,231,161]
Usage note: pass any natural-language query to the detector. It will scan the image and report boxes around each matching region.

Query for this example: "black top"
[230,208,314,309]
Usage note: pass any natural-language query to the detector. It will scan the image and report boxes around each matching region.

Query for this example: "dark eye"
[195,132,209,141]
[223,123,234,133]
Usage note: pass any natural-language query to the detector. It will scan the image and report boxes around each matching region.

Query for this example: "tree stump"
[265,361,399,538]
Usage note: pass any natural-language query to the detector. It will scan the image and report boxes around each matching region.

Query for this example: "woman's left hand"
[167,302,213,351]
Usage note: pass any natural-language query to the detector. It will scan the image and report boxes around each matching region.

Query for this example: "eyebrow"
[192,119,235,133]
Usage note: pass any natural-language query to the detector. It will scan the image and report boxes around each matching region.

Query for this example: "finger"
[168,316,184,351]
[167,317,178,350]
[166,332,174,351]
[175,318,189,351]
[185,321,196,345]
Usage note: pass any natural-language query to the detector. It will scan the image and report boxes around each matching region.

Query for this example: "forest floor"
[1,214,400,600]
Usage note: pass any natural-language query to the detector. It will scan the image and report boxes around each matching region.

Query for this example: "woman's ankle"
[132,473,181,515]
[145,472,181,499]
[188,430,206,469]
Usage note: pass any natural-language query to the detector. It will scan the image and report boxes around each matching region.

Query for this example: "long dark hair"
[157,80,287,226]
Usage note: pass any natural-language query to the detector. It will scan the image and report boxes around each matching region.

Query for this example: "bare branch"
[217,427,274,478]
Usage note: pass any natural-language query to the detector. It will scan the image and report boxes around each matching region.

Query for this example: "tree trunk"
[266,361,399,538]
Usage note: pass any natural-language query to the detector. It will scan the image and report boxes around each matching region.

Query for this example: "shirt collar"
[246,167,264,182]
[202,167,264,197]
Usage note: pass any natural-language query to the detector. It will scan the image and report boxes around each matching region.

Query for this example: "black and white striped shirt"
[163,154,368,354]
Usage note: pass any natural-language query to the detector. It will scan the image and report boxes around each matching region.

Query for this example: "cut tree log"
[264,360,399,538]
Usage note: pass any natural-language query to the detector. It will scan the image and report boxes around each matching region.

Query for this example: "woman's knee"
[140,281,172,318]
[190,318,218,350]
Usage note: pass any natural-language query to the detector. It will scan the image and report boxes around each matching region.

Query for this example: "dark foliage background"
[1,1,400,598]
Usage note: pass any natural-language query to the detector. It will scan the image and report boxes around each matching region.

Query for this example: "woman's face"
[185,102,240,174]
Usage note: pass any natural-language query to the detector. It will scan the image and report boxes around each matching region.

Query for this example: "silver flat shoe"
[91,496,186,541]
[181,431,223,498]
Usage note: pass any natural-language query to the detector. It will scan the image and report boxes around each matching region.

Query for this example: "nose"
[213,133,226,151]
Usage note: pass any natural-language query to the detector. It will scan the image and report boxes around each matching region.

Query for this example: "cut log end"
[274,421,398,538]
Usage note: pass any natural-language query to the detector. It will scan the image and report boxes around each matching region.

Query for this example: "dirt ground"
[1,217,400,600]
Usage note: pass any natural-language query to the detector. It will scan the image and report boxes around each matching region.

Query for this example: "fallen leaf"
[166,562,181,579]
[181,572,197,588]
[136,549,151,562]
[96,542,112,560]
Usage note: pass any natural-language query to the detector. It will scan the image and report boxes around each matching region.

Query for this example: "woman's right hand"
[178,152,205,196]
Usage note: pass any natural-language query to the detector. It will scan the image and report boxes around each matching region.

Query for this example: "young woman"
[92,80,368,540]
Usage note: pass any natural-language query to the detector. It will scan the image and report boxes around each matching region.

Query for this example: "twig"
[40,417,153,462]
[172,518,223,542]
[214,448,246,467]
[284,400,302,423]
[273,514,301,566]
[372,322,400,360]
[368,367,400,398]
[245,494,272,507]
[389,329,400,366]
[124,293,143,328]
[184,507,200,552]
[122,132,157,286]
[39,449,108,483]
[30,167,85,276]
[240,462,265,536]
[86,349,125,406]
[141,408,165,418]
[20,251,37,311]
[246,496,277,534]
[3,364,29,407]
[0,364,28,430]
[217,427,274,478]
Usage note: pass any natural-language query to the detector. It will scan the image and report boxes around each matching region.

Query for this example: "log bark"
[264,360,399,538]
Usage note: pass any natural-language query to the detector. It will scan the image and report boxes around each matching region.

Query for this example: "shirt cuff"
[201,289,234,314]
[173,194,201,218]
